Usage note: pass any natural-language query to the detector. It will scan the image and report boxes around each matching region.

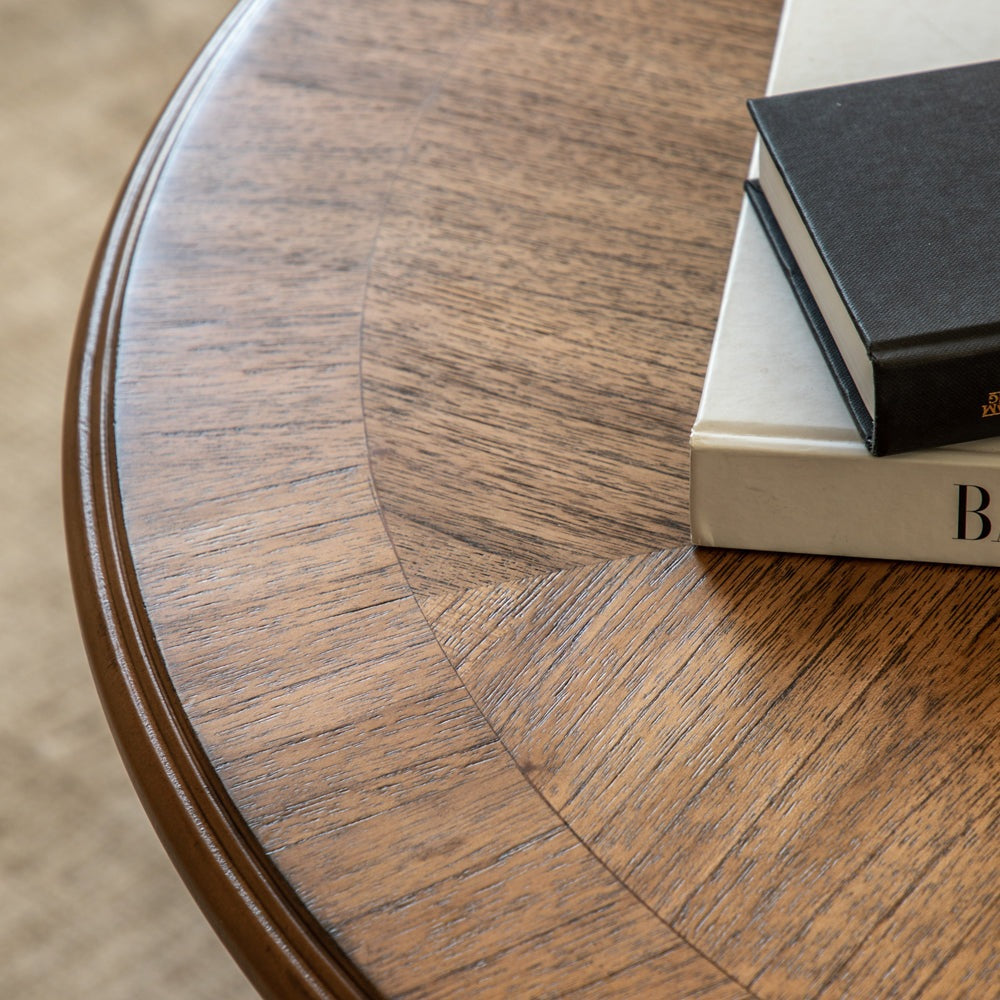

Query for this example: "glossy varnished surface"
[65,0,998,996]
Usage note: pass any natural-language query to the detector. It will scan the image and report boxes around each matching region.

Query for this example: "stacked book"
[690,0,1000,566]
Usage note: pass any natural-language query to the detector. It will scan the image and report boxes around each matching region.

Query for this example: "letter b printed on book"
[956,484,992,540]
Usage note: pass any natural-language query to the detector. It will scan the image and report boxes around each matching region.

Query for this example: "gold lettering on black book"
[981,391,1000,418]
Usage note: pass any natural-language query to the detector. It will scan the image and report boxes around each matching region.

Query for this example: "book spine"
[690,435,1000,566]
[874,346,1000,455]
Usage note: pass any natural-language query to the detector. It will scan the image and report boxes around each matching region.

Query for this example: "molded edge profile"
[61,2,379,996]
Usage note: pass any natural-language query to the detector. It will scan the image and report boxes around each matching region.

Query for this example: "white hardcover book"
[690,0,1000,566]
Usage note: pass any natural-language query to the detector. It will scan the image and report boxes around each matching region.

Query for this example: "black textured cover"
[748,60,1000,455]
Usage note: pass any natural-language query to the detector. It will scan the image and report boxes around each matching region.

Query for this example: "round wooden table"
[64,0,999,996]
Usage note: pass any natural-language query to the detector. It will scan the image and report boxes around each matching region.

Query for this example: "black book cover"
[748,60,1000,456]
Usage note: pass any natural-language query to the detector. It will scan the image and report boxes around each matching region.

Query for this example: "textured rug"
[2,0,255,995]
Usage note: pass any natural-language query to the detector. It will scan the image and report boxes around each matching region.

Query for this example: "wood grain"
[427,549,1000,998]
[67,0,776,995]
[65,0,997,996]
[362,0,778,598]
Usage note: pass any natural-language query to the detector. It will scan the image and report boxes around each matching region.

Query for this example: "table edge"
[61,2,379,995]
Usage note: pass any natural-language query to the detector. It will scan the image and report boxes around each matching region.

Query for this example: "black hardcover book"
[747,60,1000,456]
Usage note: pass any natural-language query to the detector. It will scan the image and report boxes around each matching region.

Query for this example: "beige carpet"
[2,0,256,995]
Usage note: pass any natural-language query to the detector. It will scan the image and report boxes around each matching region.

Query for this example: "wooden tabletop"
[64,0,999,996]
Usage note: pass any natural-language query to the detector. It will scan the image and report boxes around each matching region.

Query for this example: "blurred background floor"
[2,0,255,995]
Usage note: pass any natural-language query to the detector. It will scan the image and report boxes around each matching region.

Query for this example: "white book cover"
[690,0,1000,566]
